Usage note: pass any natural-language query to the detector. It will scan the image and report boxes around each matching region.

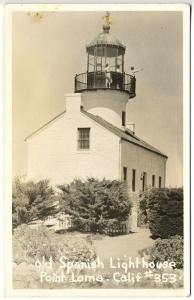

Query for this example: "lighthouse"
[26,13,167,198]
[75,12,136,129]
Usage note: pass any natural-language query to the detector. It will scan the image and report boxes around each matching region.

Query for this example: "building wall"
[121,140,167,193]
[82,90,129,129]
[27,94,120,185]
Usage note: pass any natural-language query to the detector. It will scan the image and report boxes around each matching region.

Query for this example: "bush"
[12,177,57,228]
[139,188,183,238]
[149,235,183,269]
[13,224,96,265]
[58,178,132,234]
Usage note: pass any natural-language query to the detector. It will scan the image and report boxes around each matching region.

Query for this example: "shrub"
[140,188,183,238]
[58,178,132,234]
[12,177,57,228]
[13,224,96,265]
[149,235,183,269]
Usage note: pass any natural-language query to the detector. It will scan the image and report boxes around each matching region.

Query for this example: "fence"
[81,222,127,236]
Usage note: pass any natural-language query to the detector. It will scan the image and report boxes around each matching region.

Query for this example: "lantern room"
[75,12,136,98]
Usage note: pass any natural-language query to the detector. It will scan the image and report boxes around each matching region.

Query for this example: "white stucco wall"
[82,90,129,129]
[26,94,120,185]
[121,140,167,193]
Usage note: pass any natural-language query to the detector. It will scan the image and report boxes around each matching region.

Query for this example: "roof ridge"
[81,110,168,158]
[25,110,66,141]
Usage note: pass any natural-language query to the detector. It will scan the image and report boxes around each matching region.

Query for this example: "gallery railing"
[74,71,136,97]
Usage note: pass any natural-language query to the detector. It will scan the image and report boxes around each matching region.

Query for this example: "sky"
[13,10,183,187]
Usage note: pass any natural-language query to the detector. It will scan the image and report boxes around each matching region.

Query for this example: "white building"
[26,14,167,198]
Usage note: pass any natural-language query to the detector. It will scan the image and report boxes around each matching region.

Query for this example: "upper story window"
[159,176,162,188]
[122,111,126,126]
[78,128,90,150]
[152,175,155,187]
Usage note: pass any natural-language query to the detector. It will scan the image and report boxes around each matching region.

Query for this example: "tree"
[12,177,57,228]
[58,178,132,233]
[139,188,183,238]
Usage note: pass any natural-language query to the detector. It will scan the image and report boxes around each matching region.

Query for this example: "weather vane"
[102,11,112,26]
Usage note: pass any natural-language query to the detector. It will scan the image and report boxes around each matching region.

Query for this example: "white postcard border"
[3,3,190,297]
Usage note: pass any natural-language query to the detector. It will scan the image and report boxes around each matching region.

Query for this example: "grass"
[13,226,184,289]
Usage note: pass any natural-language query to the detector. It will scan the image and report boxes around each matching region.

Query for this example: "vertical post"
[94,47,96,72]
[94,47,96,88]
[87,53,89,90]
[105,46,107,67]
[87,52,89,72]
[115,48,118,71]
[104,46,107,88]
[74,74,77,92]
[100,45,103,87]
[101,45,103,72]
[122,53,124,73]
[122,53,124,90]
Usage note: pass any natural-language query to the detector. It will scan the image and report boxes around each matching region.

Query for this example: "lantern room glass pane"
[87,47,124,73]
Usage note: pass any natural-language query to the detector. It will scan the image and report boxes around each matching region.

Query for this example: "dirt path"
[93,228,154,261]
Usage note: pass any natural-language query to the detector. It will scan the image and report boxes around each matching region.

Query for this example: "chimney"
[125,122,135,135]
[65,93,82,114]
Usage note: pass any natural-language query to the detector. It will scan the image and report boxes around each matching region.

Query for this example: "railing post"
[74,74,77,92]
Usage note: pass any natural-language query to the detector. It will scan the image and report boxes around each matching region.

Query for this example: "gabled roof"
[25,110,66,141]
[25,109,167,158]
[82,110,168,158]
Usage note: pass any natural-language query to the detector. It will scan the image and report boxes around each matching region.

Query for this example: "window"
[132,169,136,192]
[142,172,147,191]
[78,128,90,150]
[123,167,127,181]
[159,176,162,188]
[122,111,126,126]
[152,175,155,187]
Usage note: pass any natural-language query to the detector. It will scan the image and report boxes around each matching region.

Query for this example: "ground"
[13,227,183,289]
[93,228,154,260]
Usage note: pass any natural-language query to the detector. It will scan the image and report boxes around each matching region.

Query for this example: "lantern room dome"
[86,25,125,57]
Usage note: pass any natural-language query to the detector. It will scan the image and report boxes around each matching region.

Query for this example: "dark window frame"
[152,175,155,187]
[132,169,136,192]
[142,171,147,191]
[77,128,90,150]
[159,176,162,188]
[122,111,126,127]
[123,167,127,181]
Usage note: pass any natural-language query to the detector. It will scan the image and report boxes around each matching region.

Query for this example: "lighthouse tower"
[26,12,167,195]
[75,12,136,129]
